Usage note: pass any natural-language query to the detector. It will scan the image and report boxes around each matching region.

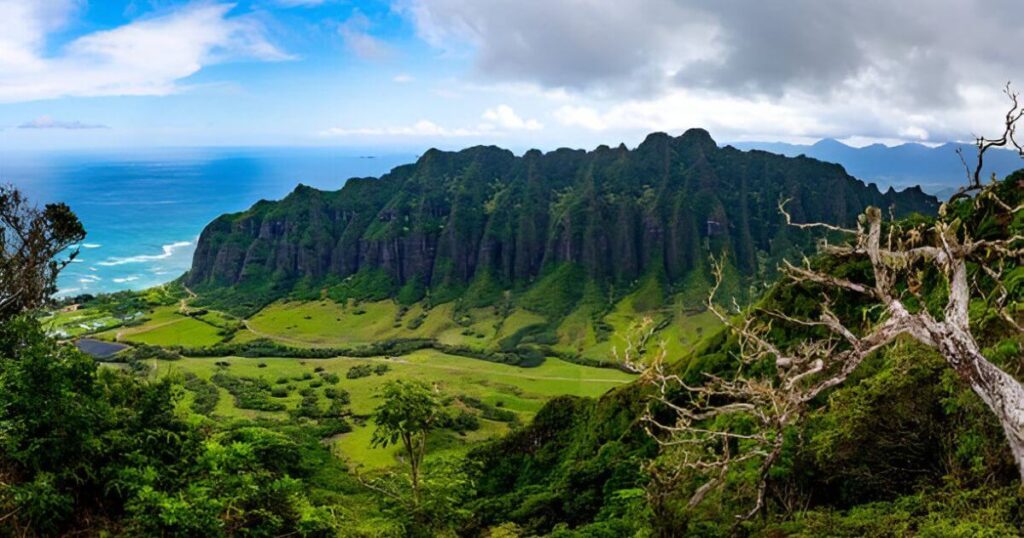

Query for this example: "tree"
[371,379,442,506]
[0,185,85,320]
[634,86,1024,521]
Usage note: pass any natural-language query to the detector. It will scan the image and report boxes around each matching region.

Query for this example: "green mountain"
[185,129,937,314]
[461,172,1024,536]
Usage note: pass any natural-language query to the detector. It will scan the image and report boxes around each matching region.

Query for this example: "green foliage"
[211,371,287,412]
[182,372,220,415]
[372,380,442,451]
[326,269,396,303]
[519,264,588,318]
[347,364,373,379]
[0,317,339,536]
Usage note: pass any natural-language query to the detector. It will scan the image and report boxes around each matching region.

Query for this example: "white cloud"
[319,120,485,137]
[554,106,609,131]
[393,73,414,83]
[898,126,930,140]
[274,0,330,6]
[339,11,389,60]
[482,104,542,130]
[19,116,108,129]
[0,2,289,103]
[112,276,140,283]
[320,105,544,138]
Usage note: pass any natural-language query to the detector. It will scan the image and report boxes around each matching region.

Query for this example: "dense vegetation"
[458,172,1024,536]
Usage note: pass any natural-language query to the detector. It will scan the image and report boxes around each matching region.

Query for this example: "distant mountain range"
[186,129,938,314]
[731,139,1023,199]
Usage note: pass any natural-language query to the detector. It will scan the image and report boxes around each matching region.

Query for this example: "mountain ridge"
[185,129,938,313]
[731,138,1023,197]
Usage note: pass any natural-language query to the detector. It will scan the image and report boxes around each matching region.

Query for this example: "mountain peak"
[812,138,849,150]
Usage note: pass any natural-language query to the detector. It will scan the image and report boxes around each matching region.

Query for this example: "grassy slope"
[150,351,634,469]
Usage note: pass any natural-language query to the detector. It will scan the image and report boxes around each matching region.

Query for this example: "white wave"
[70,259,85,263]
[78,275,101,283]
[112,276,140,283]
[82,243,102,249]
[97,241,192,267]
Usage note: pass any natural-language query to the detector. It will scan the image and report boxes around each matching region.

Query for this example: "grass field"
[42,309,123,338]
[90,305,226,347]
[241,300,548,352]
[149,351,634,468]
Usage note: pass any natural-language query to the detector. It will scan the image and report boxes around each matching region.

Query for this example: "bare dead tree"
[954,82,1024,203]
[634,89,1024,521]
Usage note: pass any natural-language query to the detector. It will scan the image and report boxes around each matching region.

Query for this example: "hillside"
[186,129,937,315]
[460,172,1024,536]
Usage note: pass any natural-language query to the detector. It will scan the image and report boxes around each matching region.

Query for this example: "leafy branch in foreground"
[0,185,85,320]
[634,91,1024,522]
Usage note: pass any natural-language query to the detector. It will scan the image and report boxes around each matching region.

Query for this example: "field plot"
[91,305,227,347]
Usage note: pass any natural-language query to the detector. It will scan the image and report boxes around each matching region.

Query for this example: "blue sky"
[0,0,1021,152]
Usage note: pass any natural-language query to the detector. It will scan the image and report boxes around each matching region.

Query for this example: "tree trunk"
[934,327,1024,480]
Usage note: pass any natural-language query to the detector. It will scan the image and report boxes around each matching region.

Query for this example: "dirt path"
[241,319,329,347]
[179,285,197,314]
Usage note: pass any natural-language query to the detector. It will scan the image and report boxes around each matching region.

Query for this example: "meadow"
[148,351,634,469]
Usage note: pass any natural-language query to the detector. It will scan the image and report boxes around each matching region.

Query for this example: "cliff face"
[186,129,938,299]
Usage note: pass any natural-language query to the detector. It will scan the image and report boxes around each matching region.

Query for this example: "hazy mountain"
[730,138,1023,199]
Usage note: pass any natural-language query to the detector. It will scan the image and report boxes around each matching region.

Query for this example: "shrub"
[182,373,219,415]
[211,372,285,412]
[346,365,373,379]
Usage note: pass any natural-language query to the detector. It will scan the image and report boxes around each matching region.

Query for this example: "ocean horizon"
[1,147,415,296]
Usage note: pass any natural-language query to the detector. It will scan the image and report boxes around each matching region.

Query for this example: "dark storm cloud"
[402,0,1023,107]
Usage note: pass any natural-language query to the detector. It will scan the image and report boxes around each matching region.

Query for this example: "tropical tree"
[0,184,85,321]
[371,379,442,506]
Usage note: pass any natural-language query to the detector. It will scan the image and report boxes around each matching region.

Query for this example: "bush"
[211,372,285,412]
[445,410,480,433]
[182,373,219,415]
[271,386,289,398]
[324,387,351,404]
[346,365,373,379]
[295,391,321,419]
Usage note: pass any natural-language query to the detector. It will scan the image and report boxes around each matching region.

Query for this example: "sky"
[0,0,1021,152]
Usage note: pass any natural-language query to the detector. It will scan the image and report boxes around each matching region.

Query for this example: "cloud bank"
[401,0,1024,142]
[19,116,108,129]
[0,1,289,103]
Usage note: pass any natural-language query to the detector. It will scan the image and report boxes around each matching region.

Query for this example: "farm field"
[148,351,635,469]
[91,305,227,347]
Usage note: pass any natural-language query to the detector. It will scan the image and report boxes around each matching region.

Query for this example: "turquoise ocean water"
[1,147,413,296]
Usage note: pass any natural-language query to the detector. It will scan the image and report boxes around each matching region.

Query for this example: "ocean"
[0,147,415,296]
